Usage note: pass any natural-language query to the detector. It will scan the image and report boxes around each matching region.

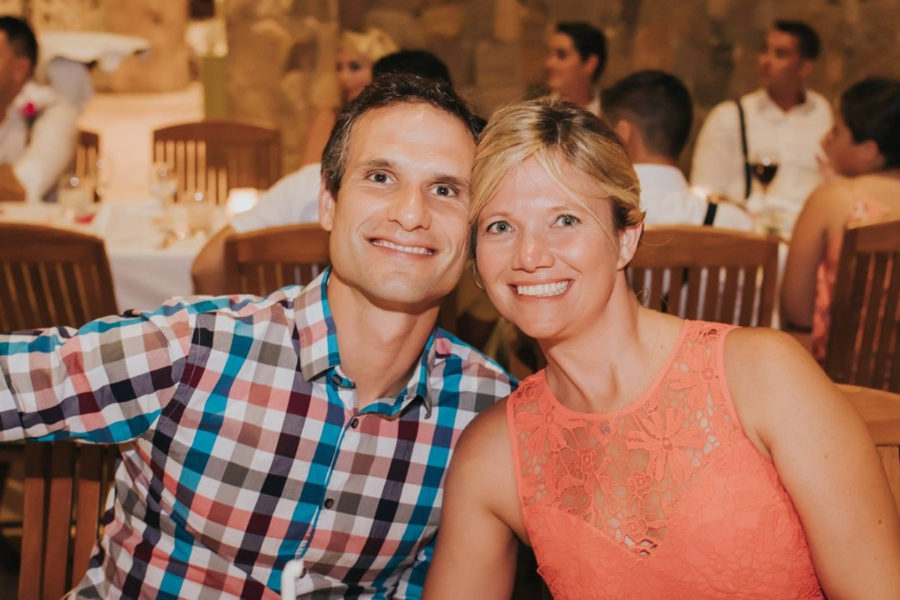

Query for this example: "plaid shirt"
[0,269,514,599]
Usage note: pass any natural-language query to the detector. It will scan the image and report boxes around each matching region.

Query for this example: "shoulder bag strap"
[735,98,751,200]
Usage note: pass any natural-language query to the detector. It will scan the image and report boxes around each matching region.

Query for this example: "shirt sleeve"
[690,101,745,202]
[12,90,78,203]
[0,302,196,443]
[231,163,322,233]
[393,534,435,599]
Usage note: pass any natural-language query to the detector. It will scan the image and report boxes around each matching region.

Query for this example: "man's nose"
[388,185,431,230]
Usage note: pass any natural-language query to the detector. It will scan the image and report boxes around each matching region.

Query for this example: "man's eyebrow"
[357,158,395,171]
[435,174,471,191]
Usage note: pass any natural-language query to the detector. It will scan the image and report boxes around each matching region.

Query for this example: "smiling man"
[0,75,514,599]
[691,20,832,232]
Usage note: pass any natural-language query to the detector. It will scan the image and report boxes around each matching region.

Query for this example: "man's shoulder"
[429,329,517,404]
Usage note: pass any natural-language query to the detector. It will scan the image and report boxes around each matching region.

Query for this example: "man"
[0,15,77,202]
[0,75,514,599]
[690,20,831,232]
[545,21,606,116]
[192,50,454,295]
[603,69,752,230]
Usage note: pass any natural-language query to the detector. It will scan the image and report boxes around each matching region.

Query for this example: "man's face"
[319,102,475,313]
[545,33,595,98]
[0,32,29,107]
[757,29,810,94]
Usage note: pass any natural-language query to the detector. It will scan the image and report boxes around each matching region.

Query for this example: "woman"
[782,78,900,360]
[300,28,398,165]
[423,98,900,599]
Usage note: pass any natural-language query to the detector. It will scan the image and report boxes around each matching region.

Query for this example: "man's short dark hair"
[840,77,900,169]
[0,15,37,69]
[372,50,452,87]
[321,74,484,196]
[602,70,693,160]
[774,20,821,60]
[556,22,607,83]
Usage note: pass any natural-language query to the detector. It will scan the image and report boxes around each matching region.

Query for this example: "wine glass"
[149,162,177,207]
[57,173,95,222]
[94,155,115,203]
[749,151,780,234]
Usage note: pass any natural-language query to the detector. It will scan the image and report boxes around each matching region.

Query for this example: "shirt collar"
[753,87,818,116]
[294,267,446,416]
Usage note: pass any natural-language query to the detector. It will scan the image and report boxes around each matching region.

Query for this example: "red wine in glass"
[751,159,779,187]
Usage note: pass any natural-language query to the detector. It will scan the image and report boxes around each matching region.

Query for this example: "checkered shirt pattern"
[0,269,515,599]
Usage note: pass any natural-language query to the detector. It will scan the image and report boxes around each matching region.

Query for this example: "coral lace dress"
[506,321,823,599]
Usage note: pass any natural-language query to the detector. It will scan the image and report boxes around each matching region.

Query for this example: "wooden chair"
[838,384,900,515]
[824,218,900,391]
[74,130,100,188]
[0,223,118,332]
[0,223,119,598]
[223,223,330,296]
[152,119,281,206]
[629,226,780,327]
[19,443,118,600]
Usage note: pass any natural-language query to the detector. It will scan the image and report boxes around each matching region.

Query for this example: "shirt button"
[350,417,359,429]
[323,498,335,509]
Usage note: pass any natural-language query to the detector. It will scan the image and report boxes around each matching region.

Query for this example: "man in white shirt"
[603,69,752,230]
[0,16,77,203]
[690,20,831,233]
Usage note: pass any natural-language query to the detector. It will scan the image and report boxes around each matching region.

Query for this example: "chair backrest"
[74,129,100,186]
[837,383,900,515]
[152,119,281,206]
[0,223,118,332]
[629,225,780,327]
[19,443,117,600]
[223,223,330,296]
[825,218,900,391]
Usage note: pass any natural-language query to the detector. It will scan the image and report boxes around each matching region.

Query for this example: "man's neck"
[326,275,440,409]
[0,81,25,124]
[766,84,806,113]
[559,83,594,108]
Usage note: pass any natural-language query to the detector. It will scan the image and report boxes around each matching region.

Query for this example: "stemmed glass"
[749,150,780,234]
[94,155,115,203]
[149,162,177,207]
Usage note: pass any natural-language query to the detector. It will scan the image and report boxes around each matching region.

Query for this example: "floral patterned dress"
[506,320,823,599]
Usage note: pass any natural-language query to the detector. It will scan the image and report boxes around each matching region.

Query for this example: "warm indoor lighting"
[225,188,259,218]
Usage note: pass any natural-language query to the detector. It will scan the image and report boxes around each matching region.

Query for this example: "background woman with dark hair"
[782,77,900,359]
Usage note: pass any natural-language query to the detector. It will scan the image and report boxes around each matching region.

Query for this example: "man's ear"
[319,178,335,232]
[11,55,31,86]
[799,59,813,80]
[582,54,599,81]
[858,139,885,171]
[616,222,643,270]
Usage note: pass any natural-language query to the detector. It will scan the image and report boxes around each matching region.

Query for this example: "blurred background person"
[191,50,451,295]
[544,21,606,116]
[0,15,77,203]
[603,69,751,229]
[423,96,900,600]
[299,27,397,165]
[782,77,900,359]
[691,20,831,235]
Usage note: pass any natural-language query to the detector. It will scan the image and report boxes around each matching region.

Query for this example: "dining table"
[0,199,224,314]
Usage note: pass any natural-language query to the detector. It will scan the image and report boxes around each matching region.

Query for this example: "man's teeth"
[516,281,569,297]
[372,240,433,255]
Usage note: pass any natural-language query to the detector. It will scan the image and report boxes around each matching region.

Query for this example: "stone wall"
[224,0,900,174]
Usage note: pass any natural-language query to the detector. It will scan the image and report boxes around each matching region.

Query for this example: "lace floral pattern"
[508,321,823,599]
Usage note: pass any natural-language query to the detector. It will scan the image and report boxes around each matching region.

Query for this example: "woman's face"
[475,156,636,343]
[821,111,876,176]
[337,50,373,103]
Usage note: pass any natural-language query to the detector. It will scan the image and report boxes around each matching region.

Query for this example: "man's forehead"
[346,102,474,159]
[767,30,801,53]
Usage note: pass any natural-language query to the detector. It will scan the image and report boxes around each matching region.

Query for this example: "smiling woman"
[422,97,900,600]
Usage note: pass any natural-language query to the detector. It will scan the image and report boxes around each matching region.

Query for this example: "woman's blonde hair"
[471,97,643,235]
[340,28,399,63]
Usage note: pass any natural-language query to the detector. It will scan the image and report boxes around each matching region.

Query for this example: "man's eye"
[349,61,362,71]
[368,172,392,184]
[485,221,511,234]
[432,184,457,198]
[555,214,580,227]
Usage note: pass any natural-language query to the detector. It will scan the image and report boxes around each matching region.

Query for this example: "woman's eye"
[485,221,511,234]
[555,214,580,227]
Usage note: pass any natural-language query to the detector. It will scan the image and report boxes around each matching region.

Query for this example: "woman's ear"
[616,222,643,270]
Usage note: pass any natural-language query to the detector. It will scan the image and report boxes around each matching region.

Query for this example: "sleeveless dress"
[506,321,823,599]
[811,187,890,360]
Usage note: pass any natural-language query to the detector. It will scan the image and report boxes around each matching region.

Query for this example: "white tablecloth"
[0,201,221,314]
